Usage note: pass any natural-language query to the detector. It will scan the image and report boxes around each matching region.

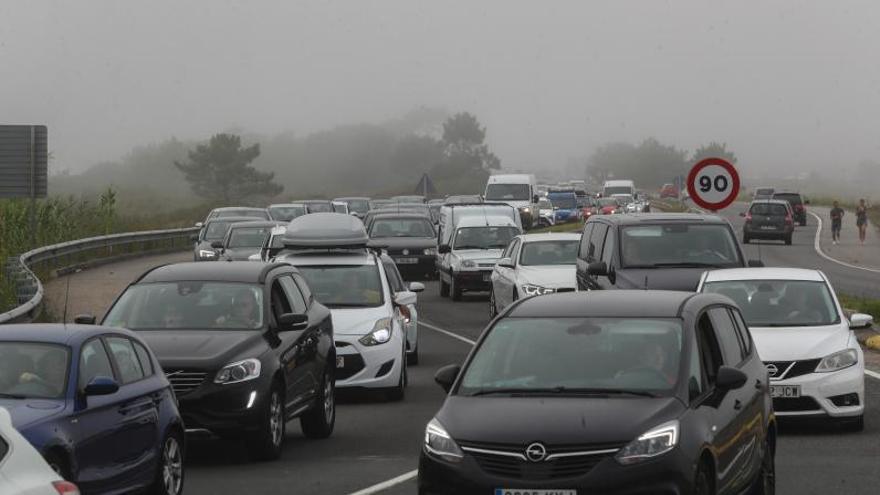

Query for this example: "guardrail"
[1,227,199,324]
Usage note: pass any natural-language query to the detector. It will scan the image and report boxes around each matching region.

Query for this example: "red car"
[596,198,621,214]
[660,183,679,198]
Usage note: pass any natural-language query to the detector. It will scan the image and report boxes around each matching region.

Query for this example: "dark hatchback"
[420,291,775,495]
[193,216,256,261]
[772,192,808,226]
[367,212,438,280]
[576,214,757,292]
[101,261,336,460]
[217,220,285,261]
[0,324,185,495]
[742,200,794,245]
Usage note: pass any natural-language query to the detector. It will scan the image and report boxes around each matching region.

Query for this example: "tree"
[174,134,282,204]
[587,138,688,188]
[440,113,501,170]
[390,134,444,178]
[692,142,737,164]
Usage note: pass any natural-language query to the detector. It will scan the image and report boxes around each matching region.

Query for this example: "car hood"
[438,395,684,446]
[331,305,391,336]
[454,249,505,262]
[490,200,530,209]
[0,399,66,431]
[615,268,710,291]
[136,330,268,369]
[749,324,852,361]
[222,247,260,260]
[516,265,577,289]
[369,237,436,250]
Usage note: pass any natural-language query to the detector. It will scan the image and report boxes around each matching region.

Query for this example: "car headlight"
[199,249,217,258]
[615,420,679,465]
[424,247,437,256]
[214,358,262,385]
[815,349,858,373]
[461,260,476,269]
[521,284,556,296]
[424,418,463,463]
[520,207,531,213]
[359,318,393,346]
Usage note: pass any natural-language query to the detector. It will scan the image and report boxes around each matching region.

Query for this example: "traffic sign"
[686,157,740,211]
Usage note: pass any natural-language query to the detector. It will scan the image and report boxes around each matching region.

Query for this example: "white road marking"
[865,369,880,381]
[346,469,418,495]
[808,211,880,274]
[420,320,477,346]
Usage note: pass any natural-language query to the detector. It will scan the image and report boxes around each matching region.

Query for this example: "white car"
[0,408,78,495]
[276,213,422,400]
[250,225,287,262]
[698,267,871,430]
[489,233,580,318]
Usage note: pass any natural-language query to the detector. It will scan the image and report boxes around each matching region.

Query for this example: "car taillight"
[53,481,80,495]
[785,214,793,224]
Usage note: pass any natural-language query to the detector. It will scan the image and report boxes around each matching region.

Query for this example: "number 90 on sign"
[692,165,735,204]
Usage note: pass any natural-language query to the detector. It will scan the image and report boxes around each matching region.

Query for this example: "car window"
[708,308,745,365]
[270,279,294,322]
[702,279,839,327]
[579,223,594,260]
[204,220,235,240]
[279,276,308,314]
[454,226,519,250]
[132,341,154,377]
[687,328,705,401]
[370,218,434,238]
[509,239,522,264]
[696,314,724,387]
[296,265,385,308]
[106,337,146,385]
[620,224,742,268]
[773,193,802,205]
[601,228,615,265]
[382,260,406,293]
[0,342,70,399]
[79,339,116,389]
[227,226,273,248]
[501,238,517,259]
[519,240,578,266]
[292,274,313,304]
[729,308,753,357]
[589,224,608,262]
[750,203,788,216]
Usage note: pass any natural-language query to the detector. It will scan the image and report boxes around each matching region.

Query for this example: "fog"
[3,0,880,178]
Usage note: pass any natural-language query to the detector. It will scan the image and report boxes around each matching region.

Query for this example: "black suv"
[576,213,756,292]
[772,191,808,226]
[102,261,336,460]
[422,291,775,494]
[742,199,794,245]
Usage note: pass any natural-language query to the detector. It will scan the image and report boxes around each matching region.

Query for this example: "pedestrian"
[856,198,868,245]
[830,201,844,244]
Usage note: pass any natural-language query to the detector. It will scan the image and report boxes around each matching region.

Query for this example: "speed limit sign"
[686,157,740,211]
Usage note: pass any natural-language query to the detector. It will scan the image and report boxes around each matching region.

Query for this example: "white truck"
[602,179,635,198]
[483,174,539,229]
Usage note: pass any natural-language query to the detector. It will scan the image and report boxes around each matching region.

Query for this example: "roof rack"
[282,212,369,249]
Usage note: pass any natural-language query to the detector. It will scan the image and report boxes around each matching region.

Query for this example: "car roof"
[298,199,331,204]
[227,220,285,229]
[212,207,266,212]
[456,215,518,228]
[369,212,433,220]
[138,261,289,284]
[588,213,728,225]
[507,291,696,318]
[334,197,370,201]
[518,233,581,242]
[268,203,306,208]
[278,250,376,266]
[0,324,139,345]
[206,215,260,224]
[749,199,790,205]
[772,191,802,196]
[282,212,368,248]
[702,267,825,282]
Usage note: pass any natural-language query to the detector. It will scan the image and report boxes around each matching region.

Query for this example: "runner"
[856,198,868,245]
[830,201,845,244]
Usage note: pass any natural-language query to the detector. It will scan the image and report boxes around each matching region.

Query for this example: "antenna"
[62,268,82,324]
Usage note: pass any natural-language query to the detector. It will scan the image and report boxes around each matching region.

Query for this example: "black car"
[217,220,285,260]
[101,261,336,460]
[193,216,257,261]
[772,191,808,226]
[576,214,758,292]
[205,207,271,221]
[420,291,775,495]
[366,213,438,280]
[299,200,334,213]
[742,200,794,245]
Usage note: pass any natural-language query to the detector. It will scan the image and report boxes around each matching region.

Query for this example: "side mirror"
[210,241,224,250]
[438,245,451,254]
[586,261,608,276]
[394,291,418,307]
[434,364,461,393]
[497,257,515,269]
[533,195,540,203]
[74,314,96,325]
[748,259,765,268]
[278,313,309,332]
[715,366,747,391]
[409,282,426,293]
[84,376,119,396]
[850,313,874,329]
[195,222,203,228]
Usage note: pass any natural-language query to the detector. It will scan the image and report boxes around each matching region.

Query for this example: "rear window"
[755,188,774,196]
[773,193,802,205]
[621,224,742,268]
[750,203,788,216]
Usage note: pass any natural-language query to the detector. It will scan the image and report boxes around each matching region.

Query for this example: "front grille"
[458,441,622,480]
[773,396,821,412]
[165,370,207,397]
[555,288,576,293]
[764,359,820,380]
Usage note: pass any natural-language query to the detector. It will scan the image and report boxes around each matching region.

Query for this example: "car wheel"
[489,288,498,319]
[385,354,407,401]
[149,431,185,495]
[841,414,864,432]
[248,384,285,461]
[451,277,462,301]
[750,437,775,495]
[694,460,715,495]
[784,234,792,245]
[44,451,72,481]
[301,368,335,439]
[439,278,450,297]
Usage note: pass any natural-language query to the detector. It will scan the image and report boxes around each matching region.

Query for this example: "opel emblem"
[765,363,778,377]
[402,249,409,255]
[525,442,547,462]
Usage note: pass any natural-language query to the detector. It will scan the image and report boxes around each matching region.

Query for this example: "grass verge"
[531,221,584,233]
[837,293,880,321]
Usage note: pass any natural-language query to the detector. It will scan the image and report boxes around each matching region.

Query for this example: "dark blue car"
[0,324,185,495]
[547,190,580,223]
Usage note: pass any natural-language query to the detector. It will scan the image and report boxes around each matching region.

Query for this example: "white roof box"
[282,213,368,248]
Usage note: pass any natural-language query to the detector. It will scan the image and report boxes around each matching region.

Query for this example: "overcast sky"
[2,0,879,175]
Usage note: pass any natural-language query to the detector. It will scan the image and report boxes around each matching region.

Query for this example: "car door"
[576,223,594,290]
[497,238,520,307]
[587,223,609,290]
[271,274,316,411]
[381,259,418,353]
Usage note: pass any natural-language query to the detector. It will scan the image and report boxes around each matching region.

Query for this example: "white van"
[483,174,538,229]
[602,179,635,198]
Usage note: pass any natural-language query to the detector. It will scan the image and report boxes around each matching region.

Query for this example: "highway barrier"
[0,227,199,324]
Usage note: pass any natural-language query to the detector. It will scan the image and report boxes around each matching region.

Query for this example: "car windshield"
[458,317,682,396]
[613,194,634,204]
[214,210,268,220]
[269,206,306,222]
[755,189,774,196]
[750,203,788,216]
[702,280,840,327]
[306,202,333,213]
[204,220,237,240]
[295,265,384,308]
[485,184,530,201]
[227,226,273,248]
[519,240,579,266]
[598,198,619,207]
[538,200,553,209]
[103,282,265,330]
[0,343,70,399]
[347,200,371,214]
[773,194,802,206]
[548,195,576,209]
[604,186,632,196]
[454,226,519,250]
[621,224,742,268]
[370,218,435,238]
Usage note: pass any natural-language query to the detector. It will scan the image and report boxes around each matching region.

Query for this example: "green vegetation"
[837,293,880,321]
[532,222,584,233]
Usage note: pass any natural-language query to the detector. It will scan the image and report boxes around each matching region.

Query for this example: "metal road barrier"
[0,227,199,324]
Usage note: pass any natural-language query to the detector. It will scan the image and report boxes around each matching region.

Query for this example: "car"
[275,213,423,399]
[660,183,679,199]
[101,261,337,460]
[391,195,427,204]
[363,204,434,231]
[250,225,288,262]
[484,174,539,230]
[192,216,256,261]
[204,207,271,222]
[0,407,79,495]
[0,324,185,495]
[699,267,871,430]
[367,213,438,280]
[536,198,556,228]
[753,187,775,201]
[489,233,579,318]
[298,199,334,213]
[612,193,638,213]
[772,191,808,226]
[595,197,621,215]
[217,221,285,260]
[546,190,581,223]
[331,201,350,214]
[576,213,758,291]
[741,199,794,245]
[420,290,775,495]
[267,203,308,222]
[333,197,372,219]
[444,195,482,205]
[370,199,397,210]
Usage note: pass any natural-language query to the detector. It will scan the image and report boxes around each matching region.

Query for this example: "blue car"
[547,190,581,223]
[0,324,185,495]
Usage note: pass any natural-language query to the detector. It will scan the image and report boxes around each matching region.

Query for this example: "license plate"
[483,273,492,282]
[770,385,801,398]
[495,490,576,495]
[395,257,418,264]
[760,225,777,230]
[336,356,345,369]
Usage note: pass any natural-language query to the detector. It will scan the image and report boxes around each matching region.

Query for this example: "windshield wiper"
[455,245,487,250]
[467,387,657,398]
[0,393,27,399]
[649,262,721,268]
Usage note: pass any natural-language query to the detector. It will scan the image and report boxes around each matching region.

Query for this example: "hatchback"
[771,192,808,226]
[741,200,794,245]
